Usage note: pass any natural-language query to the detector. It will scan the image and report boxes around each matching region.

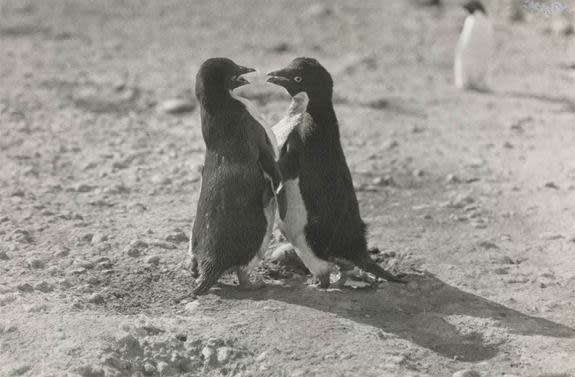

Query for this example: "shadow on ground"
[215,272,575,362]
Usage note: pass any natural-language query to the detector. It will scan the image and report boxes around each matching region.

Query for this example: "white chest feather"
[272,92,313,150]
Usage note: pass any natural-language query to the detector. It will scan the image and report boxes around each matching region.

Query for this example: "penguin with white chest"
[454,0,494,91]
[267,57,406,288]
[189,58,283,295]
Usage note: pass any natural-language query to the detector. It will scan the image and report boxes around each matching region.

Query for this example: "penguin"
[189,58,283,295]
[267,57,406,288]
[454,0,494,91]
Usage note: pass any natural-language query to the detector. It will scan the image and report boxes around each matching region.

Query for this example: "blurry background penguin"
[454,0,495,91]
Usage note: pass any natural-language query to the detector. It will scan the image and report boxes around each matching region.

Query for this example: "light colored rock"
[452,370,481,377]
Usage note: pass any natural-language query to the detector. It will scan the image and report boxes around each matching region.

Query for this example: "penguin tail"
[353,255,407,284]
[192,266,224,295]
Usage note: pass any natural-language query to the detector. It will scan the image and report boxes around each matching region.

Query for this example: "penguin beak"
[232,65,256,88]
[266,68,292,87]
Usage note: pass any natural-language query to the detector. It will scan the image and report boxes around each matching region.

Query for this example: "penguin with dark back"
[268,57,406,288]
[190,58,283,295]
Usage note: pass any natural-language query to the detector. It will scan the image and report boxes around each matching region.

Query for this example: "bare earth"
[1,0,575,376]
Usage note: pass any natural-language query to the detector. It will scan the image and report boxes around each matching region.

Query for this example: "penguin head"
[267,57,333,101]
[463,0,486,15]
[195,58,255,102]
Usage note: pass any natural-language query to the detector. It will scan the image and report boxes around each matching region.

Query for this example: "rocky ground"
[1,0,575,376]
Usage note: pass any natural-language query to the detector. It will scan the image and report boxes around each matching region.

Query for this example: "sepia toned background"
[0,0,574,376]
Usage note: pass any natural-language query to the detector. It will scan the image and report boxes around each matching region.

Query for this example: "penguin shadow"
[215,272,575,362]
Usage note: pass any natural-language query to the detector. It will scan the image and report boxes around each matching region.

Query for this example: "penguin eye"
[294,76,303,83]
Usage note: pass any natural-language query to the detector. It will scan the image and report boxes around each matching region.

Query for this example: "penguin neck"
[199,88,242,116]
[306,96,340,138]
[200,95,245,149]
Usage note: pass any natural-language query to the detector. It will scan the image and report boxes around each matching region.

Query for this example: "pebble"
[544,181,560,190]
[143,362,157,375]
[202,346,217,366]
[452,370,481,377]
[0,293,18,306]
[305,3,333,17]
[75,184,96,193]
[149,240,177,250]
[54,248,70,257]
[76,365,105,377]
[8,364,32,376]
[158,98,196,115]
[493,267,510,275]
[184,301,200,312]
[87,293,105,304]
[116,334,143,358]
[28,258,45,269]
[217,346,234,364]
[445,174,460,184]
[26,303,48,312]
[449,194,474,208]
[166,231,189,243]
[91,232,108,244]
[17,283,34,293]
[372,175,395,187]
[477,241,498,250]
[255,351,268,362]
[0,251,9,260]
[539,232,563,241]
[34,281,54,293]
[146,255,160,265]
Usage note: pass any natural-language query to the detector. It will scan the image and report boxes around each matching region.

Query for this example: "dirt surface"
[1,0,575,376]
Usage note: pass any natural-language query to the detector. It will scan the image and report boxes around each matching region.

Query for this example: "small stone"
[477,241,498,250]
[493,267,510,275]
[91,232,108,244]
[81,233,94,243]
[445,174,460,184]
[217,346,234,364]
[503,141,514,149]
[34,281,54,293]
[149,240,177,249]
[75,184,96,193]
[412,169,424,177]
[158,98,196,115]
[54,248,70,257]
[268,42,291,53]
[449,194,474,208]
[305,3,333,17]
[539,232,563,240]
[116,334,143,358]
[87,293,105,304]
[372,175,395,187]
[28,258,45,269]
[76,365,105,377]
[255,351,268,362]
[26,303,48,312]
[185,301,200,312]
[17,283,34,293]
[452,370,481,377]
[146,255,160,265]
[8,364,32,376]
[544,181,560,190]
[166,231,189,243]
[385,140,399,150]
[0,251,9,260]
[202,346,217,366]
[143,362,157,375]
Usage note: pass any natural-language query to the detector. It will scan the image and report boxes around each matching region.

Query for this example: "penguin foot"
[236,268,267,291]
[310,272,330,289]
